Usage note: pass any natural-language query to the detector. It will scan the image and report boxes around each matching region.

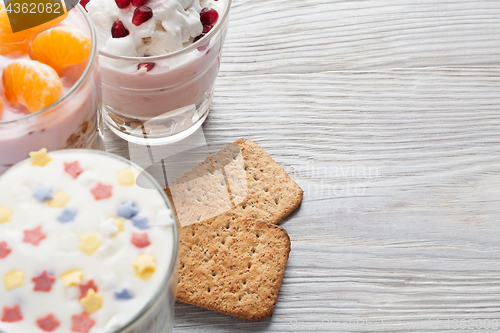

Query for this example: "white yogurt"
[0,149,178,333]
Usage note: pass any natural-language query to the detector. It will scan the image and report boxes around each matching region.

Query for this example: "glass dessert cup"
[99,0,231,146]
[0,149,179,333]
[0,6,104,175]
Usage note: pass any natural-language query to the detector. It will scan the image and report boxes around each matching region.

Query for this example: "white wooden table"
[105,0,500,331]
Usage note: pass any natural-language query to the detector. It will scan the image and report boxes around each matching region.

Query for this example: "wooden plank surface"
[105,0,500,331]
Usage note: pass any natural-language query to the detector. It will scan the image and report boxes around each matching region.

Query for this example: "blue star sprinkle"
[132,216,149,230]
[114,289,133,300]
[57,208,78,223]
[117,201,139,219]
[33,186,53,202]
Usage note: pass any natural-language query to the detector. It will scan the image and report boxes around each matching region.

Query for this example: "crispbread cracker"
[176,212,291,321]
[224,138,303,224]
[166,156,232,227]
[166,138,303,226]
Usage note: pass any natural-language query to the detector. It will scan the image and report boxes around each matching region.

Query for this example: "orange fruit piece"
[2,59,63,113]
[0,99,3,118]
[0,3,68,57]
[30,26,91,74]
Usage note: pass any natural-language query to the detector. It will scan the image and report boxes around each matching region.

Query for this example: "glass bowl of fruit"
[0,3,104,174]
[84,0,231,145]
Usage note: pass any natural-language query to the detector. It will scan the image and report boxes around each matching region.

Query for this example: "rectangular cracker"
[166,156,233,227]
[176,212,291,321]
[166,138,303,226]
[221,138,303,224]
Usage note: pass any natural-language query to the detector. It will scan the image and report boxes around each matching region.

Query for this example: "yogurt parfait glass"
[98,0,231,145]
[0,5,104,174]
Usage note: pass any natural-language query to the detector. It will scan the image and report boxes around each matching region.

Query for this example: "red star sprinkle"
[71,312,95,333]
[90,183,113,200]
[0,241,12,259]
[32,270,56,292]
[1,305,22,323]
[64,161,84,179]
[36,313,61,332]
[78,280,98,299]
[23,226,47,246]
[131,232,151,248]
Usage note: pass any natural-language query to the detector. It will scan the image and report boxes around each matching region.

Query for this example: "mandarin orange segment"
[2,59,63,113]
[0,98,3,118]
[0,3,68,57]
[30,26,91,74]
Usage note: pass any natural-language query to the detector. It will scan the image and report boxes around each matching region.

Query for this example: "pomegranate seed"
[115,0,130,8]
[79,0,90,10]
[138,63,155,71]
[200,8,218,26]
[111,21,130,38]
[194,33,205,43]
[202,25,212,33]
[132,6,153,26]
[131,0,148,6]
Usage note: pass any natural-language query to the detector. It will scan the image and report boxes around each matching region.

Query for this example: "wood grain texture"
[105,0,500,331]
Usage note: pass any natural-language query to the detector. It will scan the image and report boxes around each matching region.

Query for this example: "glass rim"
[0,5,98,125]
[98,0,232,61]
[0,148,180,333]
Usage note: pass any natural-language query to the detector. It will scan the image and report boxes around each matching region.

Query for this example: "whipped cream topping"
[86,0,223,56]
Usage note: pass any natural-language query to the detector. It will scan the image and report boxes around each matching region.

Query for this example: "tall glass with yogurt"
[87,0,231,145]
[0,149,179,333]
[0,6,104,174]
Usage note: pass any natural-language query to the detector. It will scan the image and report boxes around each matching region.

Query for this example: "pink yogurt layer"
[100,35,223,119]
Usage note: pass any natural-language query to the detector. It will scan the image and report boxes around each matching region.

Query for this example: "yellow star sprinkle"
[61,270,84,286]
[80,289,103,314]
[79,233,101,255]
[0,206,13,224]
[117,168,135,186]
[29,148,52,167]
[48,191,70,208]
[4,270,25,291]
[133,254,156,280]
[112,217,125,233]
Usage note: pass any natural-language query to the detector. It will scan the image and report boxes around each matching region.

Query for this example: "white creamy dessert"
[85,0,224,56]
[0,149,177,333]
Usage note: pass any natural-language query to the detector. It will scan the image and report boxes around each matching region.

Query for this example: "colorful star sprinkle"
[4,270,25,290]
[80,289,103,314]
[29,148,52,167]
[79,280,98,300]
[0,241,12,259]
[0,206,13,224]
[71,312,95,333]
[48,190,70,208]
[133,253,156,280]
[114,288,133,300]
[117,168,135,186]
[33,186,53,202]
[117,201,139,219]
[113,217,125,232]
[57,208,78,223]
[79,233,102,255]
[90,182,113,201]
[36,313,61,332]
[61,270,84,287]
[131,232,151,248]
[32,270,56,292]
[64,161,84,179]
[23,226,47,245]
[1,305,22,322]
[132,215,150,230]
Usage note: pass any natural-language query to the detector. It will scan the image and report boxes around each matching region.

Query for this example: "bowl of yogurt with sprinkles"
[0,149,179,333]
